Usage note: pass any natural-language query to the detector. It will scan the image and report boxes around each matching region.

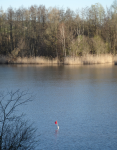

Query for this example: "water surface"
[0,64,117,150]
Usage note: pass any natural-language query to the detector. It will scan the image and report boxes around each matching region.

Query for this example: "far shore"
[0,55,117,65]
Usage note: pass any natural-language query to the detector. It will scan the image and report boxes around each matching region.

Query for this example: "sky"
[0,0,114,11]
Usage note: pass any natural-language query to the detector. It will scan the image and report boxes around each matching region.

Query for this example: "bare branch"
[0,90,38,150]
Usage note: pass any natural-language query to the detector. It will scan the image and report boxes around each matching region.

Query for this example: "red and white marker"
[55,120,59,129]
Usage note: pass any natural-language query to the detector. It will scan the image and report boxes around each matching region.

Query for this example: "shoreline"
[0,55,117,65]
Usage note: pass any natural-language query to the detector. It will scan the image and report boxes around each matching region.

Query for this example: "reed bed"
[0,55,116,65]
[113,55,117,65]
[64,54,114,65]
[12,57,59,64]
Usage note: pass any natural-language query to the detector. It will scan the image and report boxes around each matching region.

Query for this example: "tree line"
[0,1,117,60]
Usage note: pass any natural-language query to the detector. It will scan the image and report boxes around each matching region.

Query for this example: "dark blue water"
[0,64,117,150]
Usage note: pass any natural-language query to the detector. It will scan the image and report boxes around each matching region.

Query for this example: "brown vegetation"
[64,54,114,65]
[0,55,116,65]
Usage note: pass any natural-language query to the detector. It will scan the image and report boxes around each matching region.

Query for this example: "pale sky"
[0,0,114,11]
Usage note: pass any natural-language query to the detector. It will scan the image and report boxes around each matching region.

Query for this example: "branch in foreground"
[0,90,39,150]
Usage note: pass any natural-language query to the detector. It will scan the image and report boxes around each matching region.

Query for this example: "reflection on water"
[0,64,117,150]
[55,129,59,136]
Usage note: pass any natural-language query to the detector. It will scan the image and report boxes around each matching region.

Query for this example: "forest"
[0,1,117,62]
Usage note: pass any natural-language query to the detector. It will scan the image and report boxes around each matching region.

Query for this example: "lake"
[0,64,117,150]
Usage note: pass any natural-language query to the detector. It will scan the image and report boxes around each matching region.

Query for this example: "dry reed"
[0,55,116,65]
[64,54,114,65]
[12,57,59,64]
[113,55,117,65]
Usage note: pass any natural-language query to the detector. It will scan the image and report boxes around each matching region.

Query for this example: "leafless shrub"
[0,90,39,150]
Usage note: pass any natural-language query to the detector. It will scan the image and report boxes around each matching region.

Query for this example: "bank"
[0,55,117,65]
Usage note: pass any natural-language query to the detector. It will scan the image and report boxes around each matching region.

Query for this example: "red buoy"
[55,121,57,124]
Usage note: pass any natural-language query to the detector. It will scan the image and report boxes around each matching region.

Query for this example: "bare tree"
[0,90,38,150]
